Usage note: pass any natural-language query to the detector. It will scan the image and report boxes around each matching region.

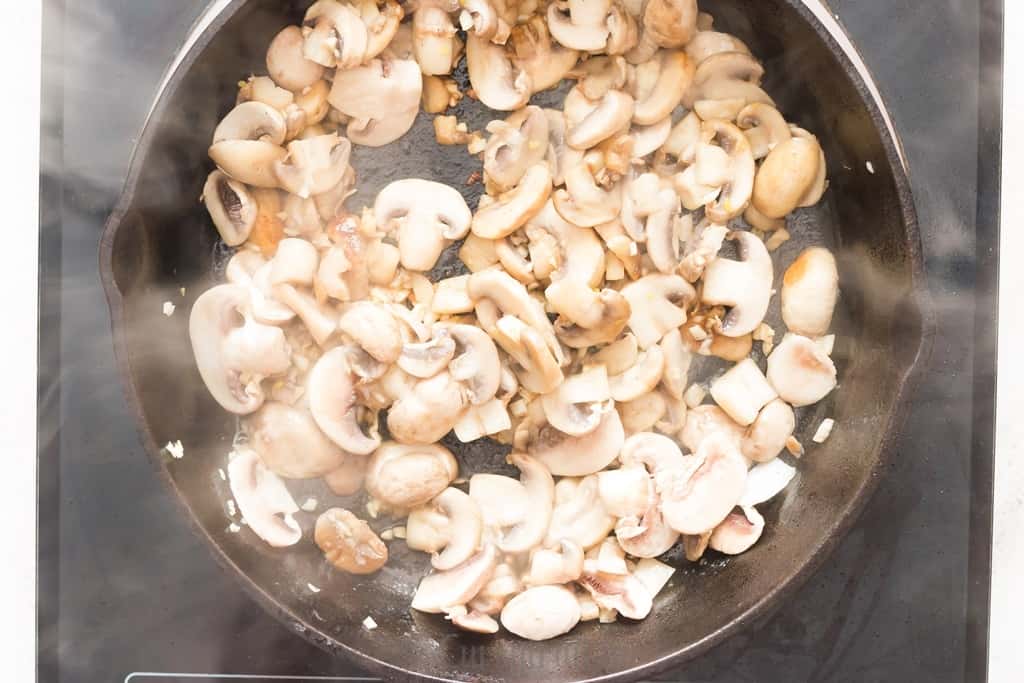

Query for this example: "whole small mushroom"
[314,507,388,574]
[766,333,838,406]
[364,441,459,509]
[246,401,346,478]
[781,247,839,338]
[501,585,581,641]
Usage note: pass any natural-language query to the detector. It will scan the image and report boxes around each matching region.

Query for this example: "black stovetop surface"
[38,1,1001,681]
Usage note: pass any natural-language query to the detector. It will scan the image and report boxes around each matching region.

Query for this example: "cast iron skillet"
[99,1,934,680]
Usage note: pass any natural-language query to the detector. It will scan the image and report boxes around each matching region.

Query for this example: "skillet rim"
[97,1,937,680]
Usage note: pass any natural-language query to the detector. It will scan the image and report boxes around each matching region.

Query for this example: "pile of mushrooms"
[192,0,840,641]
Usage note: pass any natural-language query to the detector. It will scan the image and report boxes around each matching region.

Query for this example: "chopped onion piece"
[633,558,675,598]
[739,458,797,507]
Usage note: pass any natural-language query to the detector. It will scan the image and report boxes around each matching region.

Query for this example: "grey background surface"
[38,1,987,681]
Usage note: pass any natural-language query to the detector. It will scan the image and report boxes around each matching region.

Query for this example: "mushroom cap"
[766,333,838,406]
[685,30,751,64]
[781,246,839,337]
[752,136,823,219]
[616,496,680,558]
[246,401,347,478]
[694,50,764,87]
[566,90,636,150]
[468,269,563,364]
[525,538,585,585]
[209,139,288,189]
[609,344,666,403]
[530,407,625,477]
[466,32,532,111]
[500,585,581,641]
[413,6,457,76]
[365,441,458,509]
[203,170,257,246]
[227,448,302,547]
[737,102,791,160]
[374,178,472,271]
[742,398,796,463]
[553,156,623,228]
[307,347,382,455]
[642,0,697,49]
[702,120,756,222]
[266,25,325,92]
[397,330,457,379]
[328,56,422,147]
[386,372,467,444]
[484,106,550,192]
[701,230,773,337]
[540,365,611,437]
[213,101,287,146]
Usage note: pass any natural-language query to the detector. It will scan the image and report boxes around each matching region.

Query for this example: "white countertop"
[1,2,1019,681]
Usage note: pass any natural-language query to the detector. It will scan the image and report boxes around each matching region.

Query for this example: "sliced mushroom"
[488,314,564,394]
[314,508,388,574]
[591,332,638,375]
[708,505,764,555]
[742,398,795,463]
[501,585,581,641]
[530,406,625,477]
[509,15,580,94]
[267,25,325,91]
[642,0,697,49]
[540,365,611,437]
[644,190,684,274]
[597,464,651,517]
[302,0,369,68]
[364,441,458,509]
[209,139,288,189]
[765,333,838,406]
[739,457,797,507]
[358,0,403,61]
[631,50,693,125]
[328,55,422,147]
[737,102,791,160]
[227,448,302,547]
[546,475,616,549]
[268,237,319,286]
[698,120,755,221]
[484,106,549,192]
[246,401,347,478]
[660,433,748,535]
[526,539,585,585]
[781,247,839,337]
[682,531,711,561]
[336,302,402,364]
[653,111,701,175]
[546,0,612,52]
[428,487,484,570]
[615,484,679,558]
[467,32,532,111]
[752,137,823,218]
[398,329,456,378]
[578,563,653,619]
[467,269,562,363]
[497,453,555,554]
[472,164,553,239]
[274,283,338,345]
[469,473,530,530]
[685,30,751,64]
[411,543,499,613]
[708,358,777,427]
[387,372,467,444]
[565,90,635,150]
[447,606,501,634]
[324,453,368,495]
[621,274,696,349]
[470,563,523,615]
[553,154,622,227]
[609,344,665,402]
[273,133,351,199]
[374,178,472,271]
[618,391,667,434]
[701,230,772,337]
[413,4,457,75]
[659,329,692,399]
[203,170,257,246]
[441,323,502,404]
[307,346,382,455]
[680,404,745,453]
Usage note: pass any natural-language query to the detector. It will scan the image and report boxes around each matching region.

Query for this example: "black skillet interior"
[100,1,928,681]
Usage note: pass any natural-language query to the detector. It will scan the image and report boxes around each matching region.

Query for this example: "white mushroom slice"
[631,50,693,125]
[459,0,506,42]
[209,139,288,189]
[449,607,501,635]
[453,399,512,441]
[302,0,369,69]
[246,402,346,478]
[526,539,585,585]
[609,345,665,402]
[466,32,532,111]
[469,474,529,529]
[566,90,635,150]
[227,448,302,547]
[190,284,282,415]
[430,487,485,570]
[266,25,325,92]
[597,464,651,517]
[653,111,701,175]
[497,453,555,554]
[406,504,451,554]
[709,505,764,555]
[546,475,616,549]
[742,398,795,463]
[708,358,777,427]
[541,365,611,436]
[468,269,562,363]
[766,334,838,407]
[578,563,653,619]
[268,237,319,286]
[413,5,457,75]
[412,543,499,614]
[632,558,675,597]
[509,16,580,95]
[701,120,756,222]
[501,585,581,641]
[484,106,549,192]
[387,372,467,444]
[739,457,797,507]
[618,391,667,434]
[398,330,456,378]
[621,274,696,349]
[737,102,791,160]
[307,347,382,455]
[659,329,692,399]
[680,404,745,453]
[616,491,679,558]
[373,178,472,272]
[642,0,697,49]
[489,314,564,394]
[678,220,727,283]
[631,116,672,157]
[472,164,553,240]
[273,283,337,345]
[274,133,351,198]
[250,264,297,324]
[432,276,475,315]
[592,333,638,375]
[328,55,422,147]
[365,441,458,509]
[694,50,764,87]
[752,137,824,219]
[594,536,628,574]
[225,250,265,285]
[530,407,625,477]
[314,507,389,574]
[570,55,628,100]
[549,281,632,350]
[203,171,256,246]
[643,190,684,275]
[781,247,839,338]
[701,231,772,337]
[359,0,403,61]
[660,433,748,535]
[439,323,502,404]
[470,564,523,615]
[213,101,287,146]
[337,301,402,363]
[685,31,750,64]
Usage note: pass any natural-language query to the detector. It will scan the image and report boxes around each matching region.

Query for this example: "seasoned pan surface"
[100,1,932,680]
